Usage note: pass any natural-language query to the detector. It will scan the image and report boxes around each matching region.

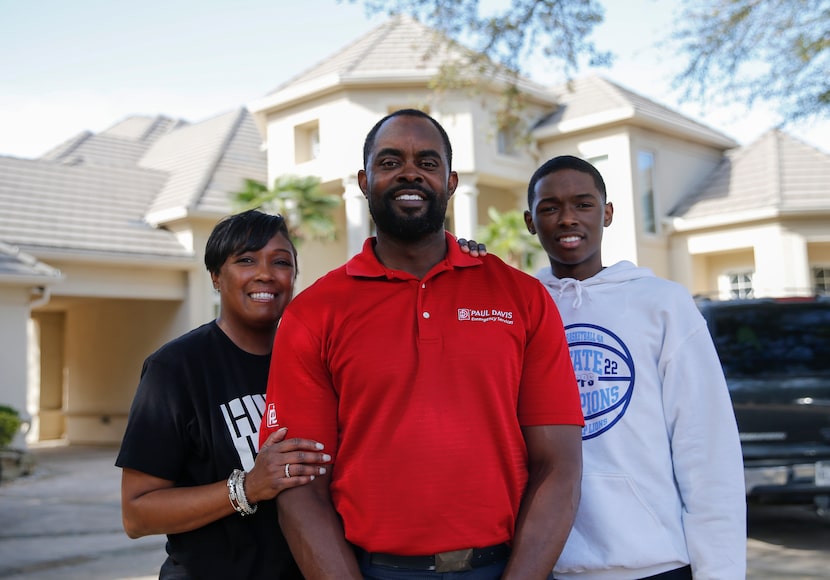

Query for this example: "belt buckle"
[435,548,473,573]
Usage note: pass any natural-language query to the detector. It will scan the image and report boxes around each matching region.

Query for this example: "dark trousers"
[159,555,191,580]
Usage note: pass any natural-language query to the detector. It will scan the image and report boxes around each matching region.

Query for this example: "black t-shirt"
[116,321,301,580]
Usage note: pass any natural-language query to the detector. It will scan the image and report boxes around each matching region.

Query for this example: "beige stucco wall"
[670,216,830,298]
[28,311,65,441]
[808,242,830,265]
[32,298,187,444]
[24,245,211,444]
[701,249,755,298]
[0,285,32,448]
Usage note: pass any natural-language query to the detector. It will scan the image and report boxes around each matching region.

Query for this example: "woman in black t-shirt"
[116,210,331,580]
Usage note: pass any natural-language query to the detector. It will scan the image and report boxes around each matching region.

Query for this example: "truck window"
[706,302,830,378]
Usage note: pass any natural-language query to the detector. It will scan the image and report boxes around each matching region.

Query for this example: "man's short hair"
[363,109,453,170]
[527,155,607,208]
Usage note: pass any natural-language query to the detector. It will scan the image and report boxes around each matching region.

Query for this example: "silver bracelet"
[234,469,258,516]
[227,469,257,516]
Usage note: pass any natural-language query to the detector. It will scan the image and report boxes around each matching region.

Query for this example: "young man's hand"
[457,238,487,257]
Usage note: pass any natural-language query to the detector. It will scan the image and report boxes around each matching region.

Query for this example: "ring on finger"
[285,463,291,478]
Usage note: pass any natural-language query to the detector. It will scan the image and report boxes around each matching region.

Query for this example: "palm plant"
[234,175,341,245]
[475,206,541,272]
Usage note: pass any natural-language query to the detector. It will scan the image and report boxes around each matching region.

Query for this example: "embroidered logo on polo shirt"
[457,308,514,325]
[565,323,634,440]
[265,402,279,429]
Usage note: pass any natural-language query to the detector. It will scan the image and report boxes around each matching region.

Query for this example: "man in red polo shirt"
[260,109,583,580]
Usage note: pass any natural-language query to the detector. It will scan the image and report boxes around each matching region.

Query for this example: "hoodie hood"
[535,260,655,309]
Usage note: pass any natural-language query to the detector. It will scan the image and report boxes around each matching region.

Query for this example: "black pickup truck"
[697,296,830,517]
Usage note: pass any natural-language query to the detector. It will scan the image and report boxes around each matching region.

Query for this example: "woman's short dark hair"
[204,209,297,276]
[527,155,607,208]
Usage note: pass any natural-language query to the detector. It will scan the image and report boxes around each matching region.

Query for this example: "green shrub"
[0,405,22,448]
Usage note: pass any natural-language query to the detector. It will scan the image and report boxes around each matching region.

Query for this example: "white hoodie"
[538,261,746,580]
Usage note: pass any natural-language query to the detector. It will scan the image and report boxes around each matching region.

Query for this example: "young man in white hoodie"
[523,155,746,580]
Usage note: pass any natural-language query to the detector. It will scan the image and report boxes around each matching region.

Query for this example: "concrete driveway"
[0,443,164,580]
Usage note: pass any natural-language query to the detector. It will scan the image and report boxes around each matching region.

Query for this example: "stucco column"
[753,226,810,297]
[0,288,31,446]
[452,183,479,240]
[343,176,369,258]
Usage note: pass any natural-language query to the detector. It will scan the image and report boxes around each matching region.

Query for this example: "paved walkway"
[0,443,164,580]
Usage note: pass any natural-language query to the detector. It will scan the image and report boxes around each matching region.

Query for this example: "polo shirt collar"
[346,231,481,279]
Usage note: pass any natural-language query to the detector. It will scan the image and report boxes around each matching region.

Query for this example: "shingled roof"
[0,108,266,261]
[533,76,737,149]
[141,108,266,224]
[670,129,830,223]
[0,241,63,283]
[251,15,550,115]
[269,15,467,94]
[0,155,184,259]
[40,116,186,167]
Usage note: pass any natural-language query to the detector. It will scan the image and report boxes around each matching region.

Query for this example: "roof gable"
[40,116,185,167]
[533,76,737,148]
[140,108,263,224]
[270,15,461,94]
[670,129,830,220]
[250,15,550,117]
[1,107,267,262]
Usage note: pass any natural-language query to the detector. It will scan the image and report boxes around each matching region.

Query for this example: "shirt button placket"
[418,280,437,340]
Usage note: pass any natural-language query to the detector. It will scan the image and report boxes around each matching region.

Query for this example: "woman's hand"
[120,427,331,537]
[244,427,332,504]
[457,238,487,257]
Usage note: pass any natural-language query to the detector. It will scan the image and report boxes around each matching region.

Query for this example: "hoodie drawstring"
[558,278,585,309]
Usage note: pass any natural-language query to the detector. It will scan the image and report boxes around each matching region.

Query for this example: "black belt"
[356,543,511,573]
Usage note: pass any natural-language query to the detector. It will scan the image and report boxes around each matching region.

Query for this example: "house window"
[637,151,657,234]
[497,126,518,156]
[294,120,320,163]
[814,267,830,295]
[728,271,755,299]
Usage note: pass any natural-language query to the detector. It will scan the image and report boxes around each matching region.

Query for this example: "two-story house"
[1,16,827,445]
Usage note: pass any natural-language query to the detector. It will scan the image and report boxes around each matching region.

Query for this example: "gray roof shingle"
[534,76,737,148]
[141,108,265,223]
[266,15,548,101]
[0,156,187,259]
[670,129,830,219]
[270,15,460,93]
[1,108,266,261]
[40,116,185,167]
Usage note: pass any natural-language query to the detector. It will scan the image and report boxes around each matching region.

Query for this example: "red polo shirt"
[261,232,582,555]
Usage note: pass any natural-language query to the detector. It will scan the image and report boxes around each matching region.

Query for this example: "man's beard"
[368,184,448,241]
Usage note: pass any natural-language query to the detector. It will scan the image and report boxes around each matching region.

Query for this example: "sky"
[1,0,828,159]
